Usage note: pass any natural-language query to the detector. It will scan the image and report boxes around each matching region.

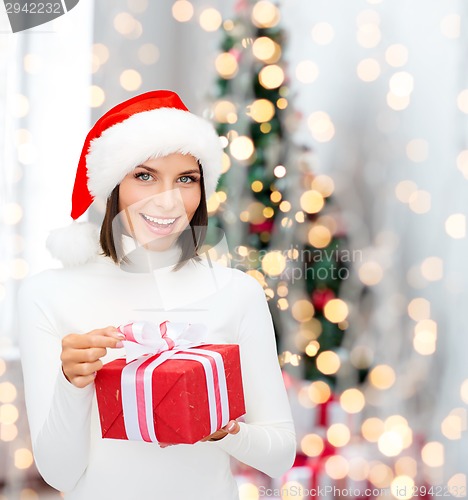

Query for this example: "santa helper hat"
[47,90,224,267]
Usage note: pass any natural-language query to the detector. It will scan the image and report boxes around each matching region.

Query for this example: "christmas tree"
[206,0,354,388]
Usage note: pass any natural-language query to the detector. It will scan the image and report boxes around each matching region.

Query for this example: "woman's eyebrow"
[136,165,201,175]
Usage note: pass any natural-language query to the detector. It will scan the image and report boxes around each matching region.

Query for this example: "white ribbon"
[118,320,209,363]
[118,320,230,443]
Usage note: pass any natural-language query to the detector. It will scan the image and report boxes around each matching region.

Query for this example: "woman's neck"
[118,235,184,273]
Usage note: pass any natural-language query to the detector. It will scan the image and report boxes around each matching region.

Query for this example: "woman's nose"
[150,187,180,212]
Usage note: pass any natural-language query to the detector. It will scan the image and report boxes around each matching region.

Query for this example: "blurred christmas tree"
[206,0,359,388]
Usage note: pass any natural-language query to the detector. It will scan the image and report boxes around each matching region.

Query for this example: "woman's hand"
[200,419,240,442]
[158,420,240,448]
[61,326,125,388]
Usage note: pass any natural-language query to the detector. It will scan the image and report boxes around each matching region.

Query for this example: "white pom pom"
[46,221,101,267]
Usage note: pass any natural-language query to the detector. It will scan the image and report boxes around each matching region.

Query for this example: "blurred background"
[1,0,468,498]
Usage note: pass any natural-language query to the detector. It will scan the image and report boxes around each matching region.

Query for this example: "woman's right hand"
[61,326,125,388]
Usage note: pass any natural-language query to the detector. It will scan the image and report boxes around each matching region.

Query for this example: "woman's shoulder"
[203,258,266,297]
[17,256,112,302]
[18,267,62,296]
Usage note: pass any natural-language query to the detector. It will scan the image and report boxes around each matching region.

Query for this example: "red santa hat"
[46,89,224,267]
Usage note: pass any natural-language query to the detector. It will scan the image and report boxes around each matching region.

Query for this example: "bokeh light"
[389,72,414,97]
[138,43,159,65]
[11,94,29,118]
[215,53,239,79]
[311,22,335,45]
[406,139,429,162]
[385,44,409,67]
[408,190,431,214]
[247,99,275,123]
[362,417,385,442]
[172,0,194,22]
[90,85,105,107]
[445,214,466,239]
[448,474,466,498]
[296,60,319,84]
[358,261,383,286]
[323,299,349,323]
[0,404,19,425]
[327,423,351,447]
[308,225,332,248]
[301,433,324,457]
[391,476,414,500]
[457,89,468,113]
[308,380,331,403]
[325,455,349,479]
[0,382,17,403]
[251,1,280,29]
[441,14,461,39]
[316,351,341,375]
[407,297,430,321]
[258,65,285,89]
[230,136,254,161]
[307,111,335,142]
[14,448,34,469]
[261,251,286,277]
[120,69,142,91]
[340,388,365,413]
[291,300,315,322]
[199,8,222,32]
[2,203,23,225]
[252,37,281,63]
[311,175,334,197]
[421,441,444,467]
[369,364,396,389]
[395,180,418,203]
[213,100,237,124]
[420,256,443,281]
[300,190,324,214]
[357,58,381,82]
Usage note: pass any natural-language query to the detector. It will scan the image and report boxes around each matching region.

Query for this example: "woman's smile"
[117,153,202,251]
[140,213,181,235]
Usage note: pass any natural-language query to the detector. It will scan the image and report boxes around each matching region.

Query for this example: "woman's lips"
[140,213,180,236]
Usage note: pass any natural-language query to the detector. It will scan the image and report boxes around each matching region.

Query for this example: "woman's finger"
[64,333,123,350]
[70,347,108,363]
[70,374,97,389]
[70,359,103,377]
[223,420,240,434]
[88,326,121,337]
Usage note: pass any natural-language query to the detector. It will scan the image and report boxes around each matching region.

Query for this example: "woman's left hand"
[200,419,240,442]
[158,419,240,448]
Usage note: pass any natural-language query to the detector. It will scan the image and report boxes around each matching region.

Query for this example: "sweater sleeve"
[17,275,94,492]
[209,274,297,478]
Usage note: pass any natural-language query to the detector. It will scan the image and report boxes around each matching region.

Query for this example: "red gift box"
[95,343,246,445]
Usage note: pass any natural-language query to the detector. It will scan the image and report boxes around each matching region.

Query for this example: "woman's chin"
[137,232,179,252]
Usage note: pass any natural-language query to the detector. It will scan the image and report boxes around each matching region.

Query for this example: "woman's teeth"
[142,214,176,225]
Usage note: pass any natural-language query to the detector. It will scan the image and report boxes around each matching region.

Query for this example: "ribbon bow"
[118,320,208,363]
[117,320,230,443]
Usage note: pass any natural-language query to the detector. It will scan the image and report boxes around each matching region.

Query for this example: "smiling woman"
[16,90,296,500]
[100,152,207,267]
[119,154,201,248]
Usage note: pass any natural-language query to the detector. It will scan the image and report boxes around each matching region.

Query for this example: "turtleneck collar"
[118,235,185,274]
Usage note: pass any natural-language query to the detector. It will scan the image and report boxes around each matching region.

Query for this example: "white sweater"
[17,240,296,500]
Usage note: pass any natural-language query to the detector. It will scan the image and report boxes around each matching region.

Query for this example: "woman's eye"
[179,176,193,183]
[135,172,152,181]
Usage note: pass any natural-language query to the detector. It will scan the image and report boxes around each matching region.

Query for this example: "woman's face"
[117,153,201,251]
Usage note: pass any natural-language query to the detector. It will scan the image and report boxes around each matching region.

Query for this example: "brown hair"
[99,161,208,272]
